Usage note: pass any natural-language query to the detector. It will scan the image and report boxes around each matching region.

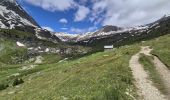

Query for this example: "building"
[104,45,114,51]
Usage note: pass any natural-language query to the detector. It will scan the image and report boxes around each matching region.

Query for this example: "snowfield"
[0,3,36,29]
[54,25,150,42]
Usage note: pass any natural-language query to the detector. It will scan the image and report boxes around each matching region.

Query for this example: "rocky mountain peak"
[102,25,122,32]
[0,0,40,30]
[6,0,16,3]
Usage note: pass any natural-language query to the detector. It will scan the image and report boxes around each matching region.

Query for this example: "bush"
[12,78,24,86]
[0,83,9,90]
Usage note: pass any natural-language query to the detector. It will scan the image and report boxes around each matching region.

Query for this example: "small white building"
[104,45,113,51]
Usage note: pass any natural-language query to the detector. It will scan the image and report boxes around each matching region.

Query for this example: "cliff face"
[0,0,40,30]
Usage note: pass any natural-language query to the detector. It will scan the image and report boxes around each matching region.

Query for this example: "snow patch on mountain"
[0,21,7,29]
[34,28,47,40]
[16,41,25,47]
[6,0,16,3]
[165,14,170,17]
[0,1,37,29]
[54,25,151,42]
[54,32,78,42]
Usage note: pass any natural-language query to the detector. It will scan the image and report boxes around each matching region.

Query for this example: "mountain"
[53,32,79,42]
[1,0,170,54]
[54,15,170,50]
[1,28,170,99]
[1,1,170,99]
[0,0,90,57]
[54,24,150,42]
[0,0,62,44]
[0,0,39,30]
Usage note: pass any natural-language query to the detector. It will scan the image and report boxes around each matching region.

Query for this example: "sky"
[17,0,170,34]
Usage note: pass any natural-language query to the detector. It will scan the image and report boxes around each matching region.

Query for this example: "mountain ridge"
[0,0,170,51]
[0,0,40,29]
[54,15,170,43]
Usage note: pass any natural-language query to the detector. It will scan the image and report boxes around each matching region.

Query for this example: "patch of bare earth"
[129,46,167,100]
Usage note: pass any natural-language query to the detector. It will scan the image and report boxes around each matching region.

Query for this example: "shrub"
[0,83,9,90]
[12,78,24,86]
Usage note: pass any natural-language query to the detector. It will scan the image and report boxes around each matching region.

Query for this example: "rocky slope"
[54,15,170,49]
[0,0,90,57]
[0,0,39,29]
[0,0,61,44]
[1,0,170,53]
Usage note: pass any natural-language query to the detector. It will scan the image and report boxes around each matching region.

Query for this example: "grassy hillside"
[0,39,28,64]
[0,37,64,93]
[0,32,170,99]
[0,29,62,47]
[0,44,140,100]
[142,34,170,69]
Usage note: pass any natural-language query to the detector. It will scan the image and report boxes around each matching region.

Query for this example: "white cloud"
[70,26,97,33]
[25,0,76,11]
[42,26,54,32]
[25,0,170,30]
[91,0,170,26]
[25,0,90,22]
[74,5,90,22]
[78,0,88,5]
[59,18,68,23]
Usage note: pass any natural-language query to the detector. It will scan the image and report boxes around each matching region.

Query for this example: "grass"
[0,44,140,100]
[139,54,167,94]
[0,38,64,92]
[41,53,63,64]
[0,29,170,99]
[0,39,28,64]
[0,55,64,94]
[0,51,64,91]
[0,29,35,39]
[142,34,170,69]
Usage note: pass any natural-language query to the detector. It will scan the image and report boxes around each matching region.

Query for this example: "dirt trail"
[153,56,170,99]
[129,46,167,100]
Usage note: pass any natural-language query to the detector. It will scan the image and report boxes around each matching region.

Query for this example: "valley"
[1,33,170,99]
[0,0,170,100]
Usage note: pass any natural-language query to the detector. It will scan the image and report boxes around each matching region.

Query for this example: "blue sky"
[17,0,170,34]
[17,0,100,34]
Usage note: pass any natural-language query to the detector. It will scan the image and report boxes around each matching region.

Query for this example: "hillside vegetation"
[0,33,170,99]
[0,39,27,64]
[0,42,140,99]
[142,34,170,69]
